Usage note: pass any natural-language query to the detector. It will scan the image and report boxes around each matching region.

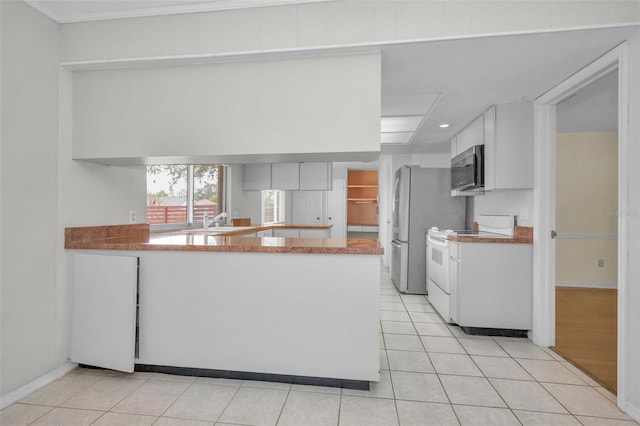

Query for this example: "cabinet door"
[299,229,329,238]
[483,106,496,191]
[456,116,483,154]
[271,163,299,190]
[244,163,271,191]
[494,102,534,189]
[273,229,300,238]
[292,191,325,224]
[299,162,332,190]
[450,136,458,157]
[71,253,138,373]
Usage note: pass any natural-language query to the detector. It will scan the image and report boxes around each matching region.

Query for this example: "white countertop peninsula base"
[69,249,381,388]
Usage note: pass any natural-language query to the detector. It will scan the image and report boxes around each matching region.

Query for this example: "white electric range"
[426,214,516,323]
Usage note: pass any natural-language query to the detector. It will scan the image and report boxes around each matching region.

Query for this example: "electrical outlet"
[518,208,529,221]
[129,210,137,224]
[598,259,605,268]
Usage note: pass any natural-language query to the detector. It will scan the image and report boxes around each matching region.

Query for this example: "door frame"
[532,43,630,409]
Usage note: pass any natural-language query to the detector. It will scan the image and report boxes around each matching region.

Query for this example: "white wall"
[72,53,381,164]
[0,0,63,397]
[0,1,149,402]
[59,1,640,63]
[227,165,261,223]
[60,69,148,227]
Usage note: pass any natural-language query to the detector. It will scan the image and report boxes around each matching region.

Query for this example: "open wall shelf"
[347,170,378,227]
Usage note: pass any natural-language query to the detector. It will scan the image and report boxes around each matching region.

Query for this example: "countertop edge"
[425,225,533,244]
[65,224,383,255]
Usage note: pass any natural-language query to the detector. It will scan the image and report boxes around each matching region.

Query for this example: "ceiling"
[25,0,327,23]
[26,1,637,157]
[378,28,633,155]
[557,71,618,133]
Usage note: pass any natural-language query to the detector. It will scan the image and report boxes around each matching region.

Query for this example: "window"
[261,190,285,225]
[147,165,225,226]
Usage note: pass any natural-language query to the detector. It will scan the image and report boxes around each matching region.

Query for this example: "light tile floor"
[1,263,637,426]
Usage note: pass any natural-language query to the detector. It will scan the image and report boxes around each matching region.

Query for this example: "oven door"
[391,240,408,293]
[427,235,450,294]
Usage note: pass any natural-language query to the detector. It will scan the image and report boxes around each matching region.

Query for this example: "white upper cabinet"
[450,135,457,158]
[244,162,333,191]
[483,102,534,191]
[244,163,271,191]
[299,162,333,191]
[453,116,484,157]
[271,163,300,190]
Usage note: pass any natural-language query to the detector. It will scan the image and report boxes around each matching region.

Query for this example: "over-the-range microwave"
[451,145,484,191]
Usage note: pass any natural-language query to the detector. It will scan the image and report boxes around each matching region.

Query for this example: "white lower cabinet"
[257,229,273,237]
[71,253,139,373]
[450,242,532,330]
[273,229,300,238]
[299,229,330,238]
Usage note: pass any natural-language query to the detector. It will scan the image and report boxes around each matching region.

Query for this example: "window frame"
[147,164,225,230]
[261,189,285,225]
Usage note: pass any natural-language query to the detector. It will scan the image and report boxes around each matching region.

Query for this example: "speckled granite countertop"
[65,224,383,255]
[425,226,533,244]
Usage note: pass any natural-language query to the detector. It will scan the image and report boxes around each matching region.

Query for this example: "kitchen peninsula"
[65,224,382,389]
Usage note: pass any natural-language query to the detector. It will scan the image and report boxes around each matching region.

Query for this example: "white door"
[71,253,138,373]
[327,178,346,238]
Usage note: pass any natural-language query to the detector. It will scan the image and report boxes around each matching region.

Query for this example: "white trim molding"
[555,282,618,289]
[533,42,631,416]
[0,362,77,409]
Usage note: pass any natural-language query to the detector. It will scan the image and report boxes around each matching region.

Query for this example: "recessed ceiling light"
[439,123,450,128]
[381,116,424,133]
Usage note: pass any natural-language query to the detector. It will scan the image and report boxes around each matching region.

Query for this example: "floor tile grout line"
[14,404,54,426]
[104,372,149,414]
[273,383,292,426]
[511,357,589,387]
[154,377,199,422]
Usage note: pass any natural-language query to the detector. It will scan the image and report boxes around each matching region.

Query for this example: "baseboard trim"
[623,400,640,423]
[0,362,77,410]
[132,364,370,391]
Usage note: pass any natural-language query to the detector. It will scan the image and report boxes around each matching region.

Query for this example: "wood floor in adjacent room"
[555,286,618,394]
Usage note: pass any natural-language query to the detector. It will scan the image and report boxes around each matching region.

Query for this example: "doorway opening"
[533,44,630,407]
[347,169,379,240]
[553,71,619,393]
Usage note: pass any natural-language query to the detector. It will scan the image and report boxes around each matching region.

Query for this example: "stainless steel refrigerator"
[391,166,465,294]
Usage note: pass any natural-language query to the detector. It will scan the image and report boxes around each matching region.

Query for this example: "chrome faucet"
[203,212,228,229]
